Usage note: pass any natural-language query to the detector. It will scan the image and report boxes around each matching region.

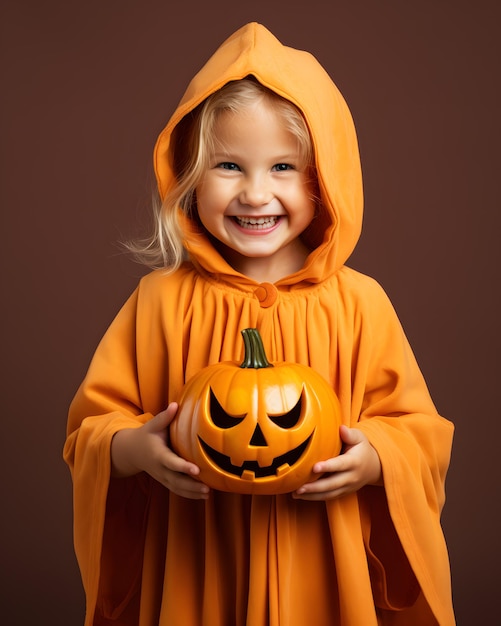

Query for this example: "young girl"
[64,23,455,626]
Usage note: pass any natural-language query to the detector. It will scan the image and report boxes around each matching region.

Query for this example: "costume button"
[254,282,278,308]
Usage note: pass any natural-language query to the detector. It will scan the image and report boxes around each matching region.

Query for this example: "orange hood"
[154,22,363,284]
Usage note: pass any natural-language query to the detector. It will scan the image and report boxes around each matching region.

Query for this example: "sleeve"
[352,278,454,623]
[63,288,155,625]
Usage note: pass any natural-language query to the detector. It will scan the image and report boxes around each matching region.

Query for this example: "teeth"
[241,470,256,481]
[235,216,278,229]
[276,464,290,476]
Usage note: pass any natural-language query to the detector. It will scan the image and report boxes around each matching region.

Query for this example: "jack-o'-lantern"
[170,328,342,494]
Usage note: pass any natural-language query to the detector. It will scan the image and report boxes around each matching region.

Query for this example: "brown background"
[1,1,499,624]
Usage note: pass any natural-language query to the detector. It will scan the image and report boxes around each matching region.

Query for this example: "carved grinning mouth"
[198,434,312,479]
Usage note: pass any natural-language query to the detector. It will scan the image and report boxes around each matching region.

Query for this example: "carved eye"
[268,391,303,429]
[209,388,245,429]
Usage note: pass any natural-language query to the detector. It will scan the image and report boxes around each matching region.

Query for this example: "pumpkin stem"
[240,328,274,369]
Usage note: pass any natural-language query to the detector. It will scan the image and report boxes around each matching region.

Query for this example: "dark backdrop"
[1,1,499,624]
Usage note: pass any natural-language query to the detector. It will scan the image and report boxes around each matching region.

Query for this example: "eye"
[272,163,294,172]
[209,388,245,428]
[216,162,241,171]
[268,391,303,429]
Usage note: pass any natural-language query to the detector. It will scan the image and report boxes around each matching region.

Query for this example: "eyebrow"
[211,151,301,161]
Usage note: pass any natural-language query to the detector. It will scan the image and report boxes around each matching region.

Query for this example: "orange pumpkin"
[170,328,342,494]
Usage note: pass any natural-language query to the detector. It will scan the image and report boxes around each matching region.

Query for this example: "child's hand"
[111,402,210,500]
[293,425,382,501]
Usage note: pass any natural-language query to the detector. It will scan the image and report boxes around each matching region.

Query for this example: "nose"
[238,174,272,207]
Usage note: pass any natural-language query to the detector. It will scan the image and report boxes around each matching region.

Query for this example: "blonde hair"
[127,77,315,271]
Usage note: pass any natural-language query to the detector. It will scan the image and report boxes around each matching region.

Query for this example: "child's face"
[195,99,316,280]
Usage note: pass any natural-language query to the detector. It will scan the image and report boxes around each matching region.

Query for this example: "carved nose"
[250,423,268,446]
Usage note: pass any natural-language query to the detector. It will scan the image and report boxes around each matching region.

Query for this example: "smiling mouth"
[233,216,280,230]
[198,434,311,479]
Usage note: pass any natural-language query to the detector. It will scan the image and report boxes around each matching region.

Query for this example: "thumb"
[147,402,179,432]
[339,424,365,448]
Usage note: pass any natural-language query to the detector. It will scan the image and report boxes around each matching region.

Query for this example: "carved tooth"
[241,470,256,481]
[276,464,290,476]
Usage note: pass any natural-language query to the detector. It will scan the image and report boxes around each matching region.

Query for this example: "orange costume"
[64,23,455,626]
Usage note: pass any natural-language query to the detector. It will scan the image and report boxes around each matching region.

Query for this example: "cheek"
[196,180,232,220]
[195,188,221,233]
[282,176,316,219]
[290,191,316,230]
[300,201,316,229]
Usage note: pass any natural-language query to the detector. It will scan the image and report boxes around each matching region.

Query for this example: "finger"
[163,445,201,477]
[297,470,348,495]
[294,468,360,500]
[312,453,356,475]
[293,485,351,501]
[164,471,210,500]
[147,403,179,432]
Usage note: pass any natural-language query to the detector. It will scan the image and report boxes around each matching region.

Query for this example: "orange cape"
[64,23,455,625]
